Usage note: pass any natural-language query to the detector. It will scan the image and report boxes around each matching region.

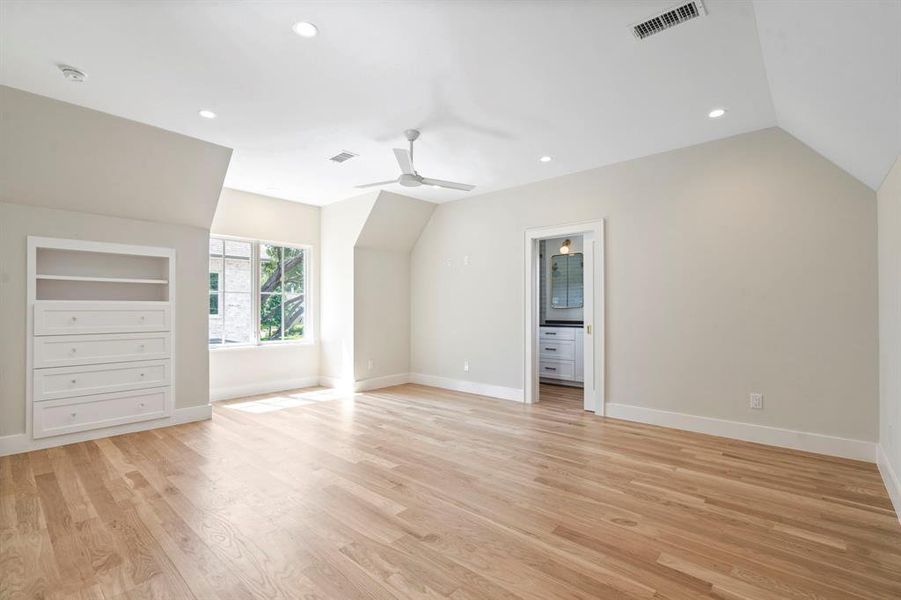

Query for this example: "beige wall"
[878,156,901,480]
[0,201,211,436]
[411,128,879,442]
[354,247,412,379]
[209,188,321,398]
[0,86,231,228]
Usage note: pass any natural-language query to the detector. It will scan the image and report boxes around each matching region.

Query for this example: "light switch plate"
[749,393,763,410]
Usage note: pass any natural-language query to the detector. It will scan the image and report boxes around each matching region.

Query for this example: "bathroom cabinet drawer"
[539,326,576,341]
[34,332,171,368]
[539,339,575,360]
[34,301,170,335]
[34,359,170,402]
[33,388,169,439]
[539,359,575,380]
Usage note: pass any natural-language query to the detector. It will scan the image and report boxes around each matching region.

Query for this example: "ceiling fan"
[356,129,475,192]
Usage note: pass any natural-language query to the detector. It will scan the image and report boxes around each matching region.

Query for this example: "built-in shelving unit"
[27,237,176,440]
[36,274,169,285]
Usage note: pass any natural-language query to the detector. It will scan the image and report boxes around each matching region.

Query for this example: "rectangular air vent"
[632,1,706,40]
[329,150,358,163]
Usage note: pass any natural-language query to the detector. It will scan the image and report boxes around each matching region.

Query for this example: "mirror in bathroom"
[550,253,583,308]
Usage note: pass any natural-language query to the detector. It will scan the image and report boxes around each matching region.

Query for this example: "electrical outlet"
[463,360,469,372]
[367,359,373,371]
[749,393,763,410]
[463,255,471,266]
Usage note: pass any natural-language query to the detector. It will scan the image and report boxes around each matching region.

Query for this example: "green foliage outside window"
[259,244,304,341]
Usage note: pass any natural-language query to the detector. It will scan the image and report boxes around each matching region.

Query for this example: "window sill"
[209,339,317,352]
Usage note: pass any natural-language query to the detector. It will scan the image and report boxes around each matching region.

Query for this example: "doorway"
[524,220,604,414]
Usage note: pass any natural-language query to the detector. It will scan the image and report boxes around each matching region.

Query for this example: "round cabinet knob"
[138,402,145,408]
[139,373,145,377]
[70,412,77,418]
[139,315,146,321]
[138,344,145,350]
[70,316,78,322]
[70,348,77,354]
[70,379,77,384]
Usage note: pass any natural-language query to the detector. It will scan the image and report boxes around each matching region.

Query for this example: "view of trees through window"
[209,237,306,346]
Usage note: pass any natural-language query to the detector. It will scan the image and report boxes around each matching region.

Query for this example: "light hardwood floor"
[2,383,900,599]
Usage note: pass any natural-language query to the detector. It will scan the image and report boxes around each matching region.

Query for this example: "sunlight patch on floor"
[223,388,354,413]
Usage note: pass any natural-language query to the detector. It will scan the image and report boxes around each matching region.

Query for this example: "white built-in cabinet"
[538,325,584,386]
[27,237,175,439]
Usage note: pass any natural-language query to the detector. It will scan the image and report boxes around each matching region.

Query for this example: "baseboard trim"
[0,404,213,457]
[409,373,524,403]
[355,373,411,392]
[210,376,320,401]
[605,403,876,462]
[877,444,901,525]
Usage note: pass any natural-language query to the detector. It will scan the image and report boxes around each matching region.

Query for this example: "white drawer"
[33,388,169,439]
[34,332,171,368]
[34,301,170,336]
[539,327,576,341]
[539,339,575,360]
[539,359,575,380]
[34,359,170,402]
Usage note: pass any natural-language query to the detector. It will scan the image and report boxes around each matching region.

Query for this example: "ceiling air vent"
[329,150,358,163]
[632,1,706,40]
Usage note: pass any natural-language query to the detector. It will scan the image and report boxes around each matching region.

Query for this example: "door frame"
[524,220,605,414]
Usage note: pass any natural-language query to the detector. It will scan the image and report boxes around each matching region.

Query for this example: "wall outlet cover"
[463,360,469,372]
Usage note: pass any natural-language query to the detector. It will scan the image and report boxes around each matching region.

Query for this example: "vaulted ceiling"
[1,1,898,205]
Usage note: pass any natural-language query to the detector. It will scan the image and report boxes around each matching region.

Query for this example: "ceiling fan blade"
[393,148,414,174]
[355,179,397,189]
[420,177,475,192]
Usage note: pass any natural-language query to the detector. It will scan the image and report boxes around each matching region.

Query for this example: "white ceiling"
[0,1,897,205]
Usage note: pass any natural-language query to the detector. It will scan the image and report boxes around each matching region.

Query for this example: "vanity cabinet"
[538,325,584,385]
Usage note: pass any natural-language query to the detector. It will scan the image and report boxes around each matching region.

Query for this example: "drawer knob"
[544,366,557,371]
[138,402,145,408]
[544,347,556,351]
[138,344,145,350]
[140,316,145,321]
[139,373,145,377]
[70,412,77,418]
[70,379,77,384]
[70,348,77,354]
[70,316,78,322]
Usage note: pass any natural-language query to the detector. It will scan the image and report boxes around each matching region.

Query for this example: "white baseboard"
[409,373,524,403]
[318,375,355,392]
[0,404,213,457]
[877,444,901,525]
[210,375,320,401]
[355,373,411,391]
[606,403,876,462]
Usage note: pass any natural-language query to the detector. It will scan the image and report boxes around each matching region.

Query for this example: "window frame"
[208,234,314,350]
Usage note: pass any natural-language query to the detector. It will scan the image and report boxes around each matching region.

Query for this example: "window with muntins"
[209,236,308,347]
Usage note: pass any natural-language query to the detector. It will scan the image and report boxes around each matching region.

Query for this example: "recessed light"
[198,109,217,119]
[539,155,552,163]
[292,21,318,38]
[708,108,726,119]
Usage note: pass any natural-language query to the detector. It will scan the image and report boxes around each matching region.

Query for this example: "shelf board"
[36,274,169,285]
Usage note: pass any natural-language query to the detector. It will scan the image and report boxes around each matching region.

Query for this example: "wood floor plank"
[2,383,899,599]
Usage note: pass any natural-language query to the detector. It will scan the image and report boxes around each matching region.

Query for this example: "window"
[209,236,309,347]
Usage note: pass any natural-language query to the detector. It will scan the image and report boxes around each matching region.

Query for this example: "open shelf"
[36,274,168,285]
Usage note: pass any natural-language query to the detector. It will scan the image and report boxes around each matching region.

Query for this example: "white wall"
[208,188,321,399]
[411,127,879,443]
[319,192,377,383]
[0,202,212,436]
[878,156,901,509]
